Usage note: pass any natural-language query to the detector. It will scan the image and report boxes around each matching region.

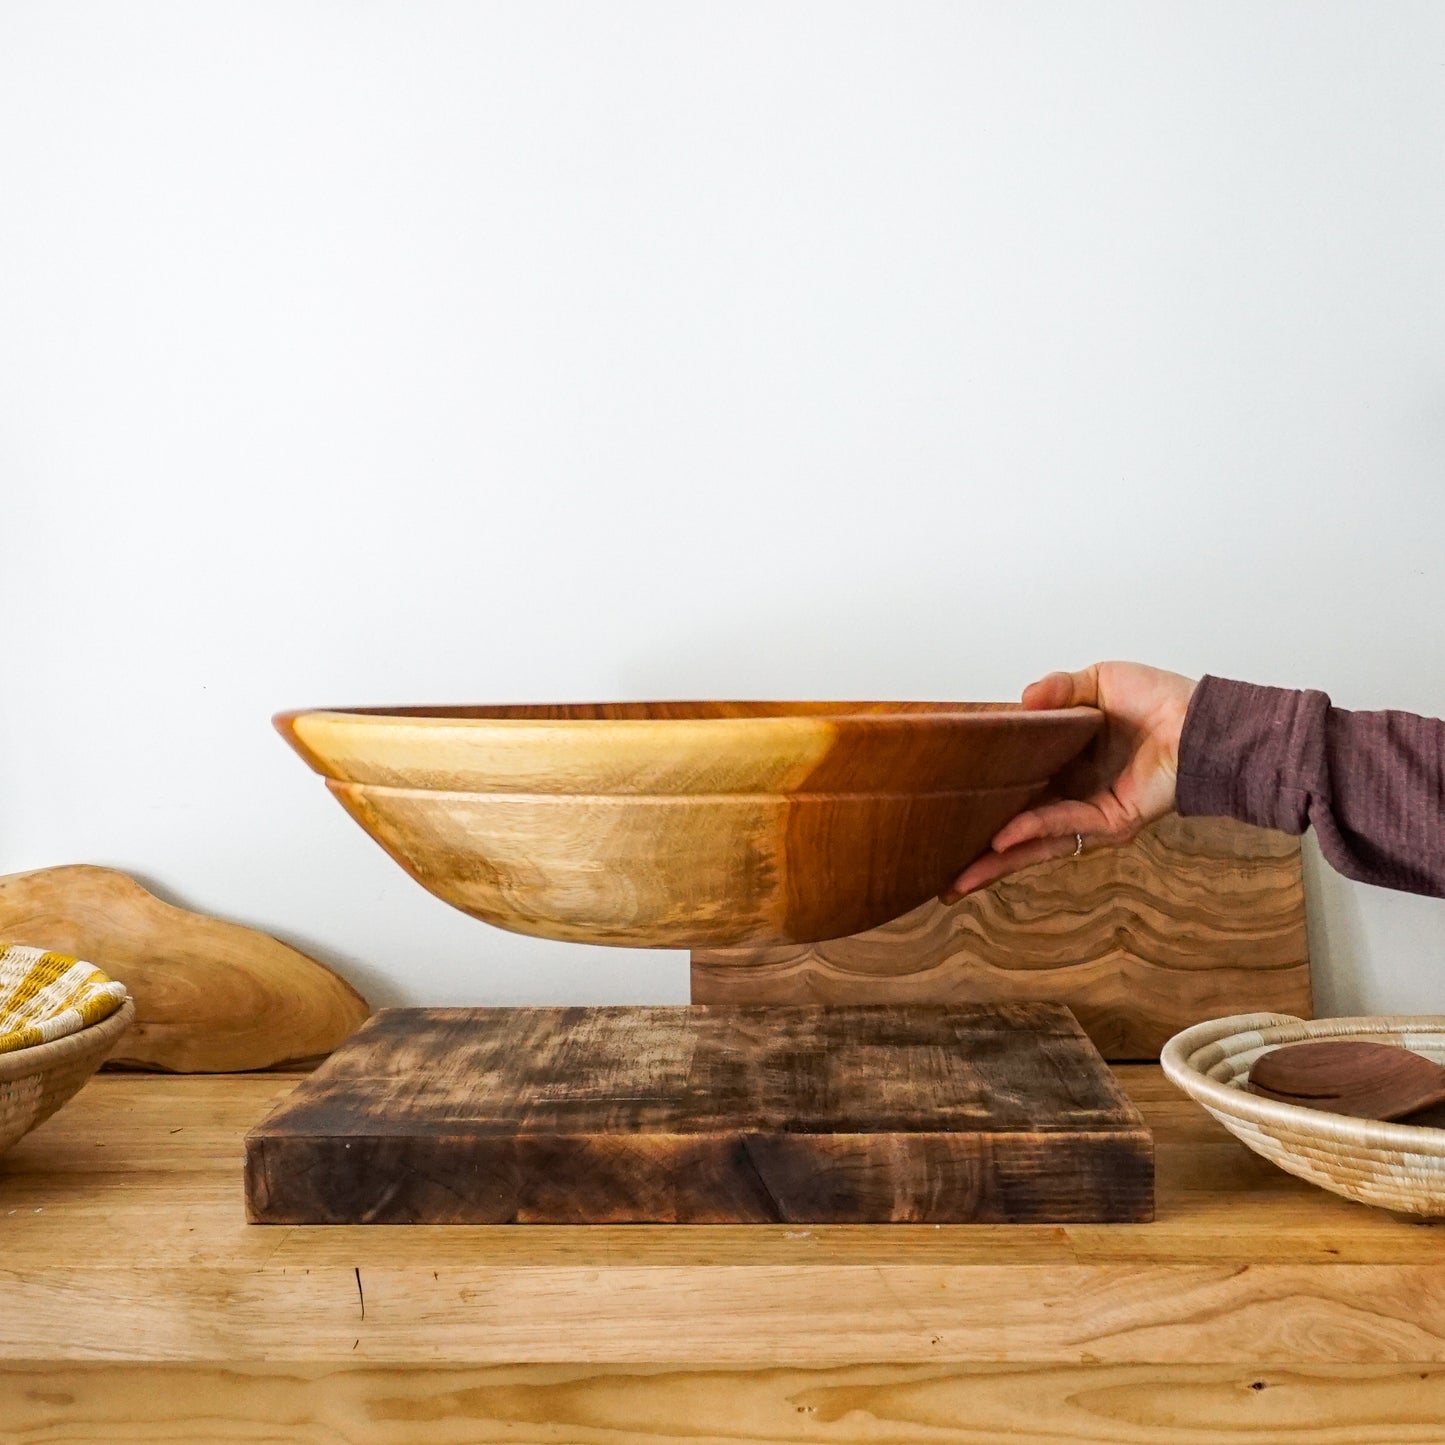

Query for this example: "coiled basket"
[1161,1012,1445,1216]
[0,999,135,1155]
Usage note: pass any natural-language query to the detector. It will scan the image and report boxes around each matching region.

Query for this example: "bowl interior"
[292,700,1038,721]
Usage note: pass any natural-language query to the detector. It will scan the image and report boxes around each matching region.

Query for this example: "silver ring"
[1073,833,1085,857]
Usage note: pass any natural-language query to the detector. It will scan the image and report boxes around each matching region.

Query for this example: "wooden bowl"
[275,701,1101,948]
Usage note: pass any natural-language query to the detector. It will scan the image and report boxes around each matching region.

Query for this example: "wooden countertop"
[4,1067,1445,1442]
[4,1063,1444,1365]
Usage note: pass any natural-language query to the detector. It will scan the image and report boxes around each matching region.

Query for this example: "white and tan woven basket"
[1162,1012,1445,1216]
[0,998,135,1156]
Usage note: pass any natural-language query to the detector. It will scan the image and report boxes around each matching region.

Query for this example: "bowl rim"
[274,701,1103,728]
[0,997,136,1082]
[1160,1011,1445,1153]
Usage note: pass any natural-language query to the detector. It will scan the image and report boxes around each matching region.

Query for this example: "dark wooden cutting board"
[245,1003,1152,1225]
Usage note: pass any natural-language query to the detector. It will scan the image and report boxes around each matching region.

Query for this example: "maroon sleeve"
[1176,674,1445,898]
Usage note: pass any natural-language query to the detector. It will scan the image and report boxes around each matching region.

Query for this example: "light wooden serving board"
[245,1003,1153,1225]
[0,866,370,1072]
[692,815,1311,1060]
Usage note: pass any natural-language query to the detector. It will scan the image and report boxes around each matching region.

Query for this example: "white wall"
[4,2,1444,1017]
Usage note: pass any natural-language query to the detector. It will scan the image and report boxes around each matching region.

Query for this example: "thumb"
[1021,666,1100,711]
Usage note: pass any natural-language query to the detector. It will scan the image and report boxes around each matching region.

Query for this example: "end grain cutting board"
[244,1003,1153,1225]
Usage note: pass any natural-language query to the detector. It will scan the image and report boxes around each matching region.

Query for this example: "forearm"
[1176,675,1445,897]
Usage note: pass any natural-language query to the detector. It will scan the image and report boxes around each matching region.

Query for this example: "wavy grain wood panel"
[691,815,1311,1060]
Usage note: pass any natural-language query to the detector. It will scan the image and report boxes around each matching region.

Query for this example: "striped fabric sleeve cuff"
[1175,674,1329,835]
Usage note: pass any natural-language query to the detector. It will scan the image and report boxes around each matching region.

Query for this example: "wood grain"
[693,814,1312,1060]
[8,1070,1445,1377]
[0,866,370,1072]
[5,1362,1444,1444]
[243,1004,1153,1224]
[1248,1039,1445,1120]
[276,700,1101,947]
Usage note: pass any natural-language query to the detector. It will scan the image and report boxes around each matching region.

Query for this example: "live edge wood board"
[693,815,1312,1060]
[244,1003,1153,1225]
[0,865,370,1072]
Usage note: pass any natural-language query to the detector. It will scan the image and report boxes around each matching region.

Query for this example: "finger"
[942,833,1083,902]
[992,794,1122,852]
[1021,665,1100,712]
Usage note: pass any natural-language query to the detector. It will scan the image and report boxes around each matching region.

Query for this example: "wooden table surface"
[3,1068,1445,1443]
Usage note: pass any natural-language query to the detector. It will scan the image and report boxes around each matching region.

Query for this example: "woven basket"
[0,998,135,1156]
[1161,1012,1445,1216]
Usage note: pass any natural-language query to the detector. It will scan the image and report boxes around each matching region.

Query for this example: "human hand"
[944,662,1198,900]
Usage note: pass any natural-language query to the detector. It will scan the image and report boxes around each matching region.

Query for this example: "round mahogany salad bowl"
[274,701,1101,948]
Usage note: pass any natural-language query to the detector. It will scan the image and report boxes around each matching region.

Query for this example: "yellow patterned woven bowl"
[1162,1013,1445,1216]
[0,1000,135,1154]
[0,944,135,1156]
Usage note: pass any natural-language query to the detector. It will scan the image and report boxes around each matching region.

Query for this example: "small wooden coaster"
[244,1002,1153,1225]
